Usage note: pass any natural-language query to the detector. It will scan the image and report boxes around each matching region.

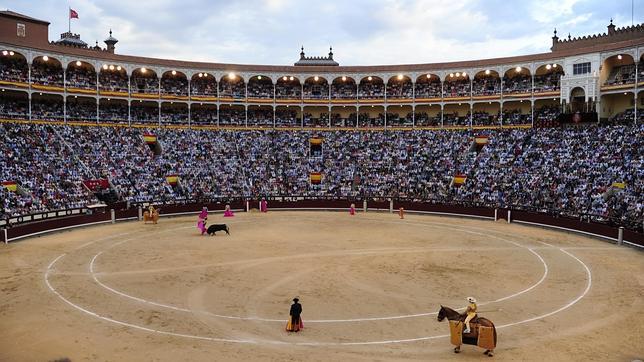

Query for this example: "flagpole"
[68,7,71,32]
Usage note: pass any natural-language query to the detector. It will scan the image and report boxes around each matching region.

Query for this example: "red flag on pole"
[70,9,79,19]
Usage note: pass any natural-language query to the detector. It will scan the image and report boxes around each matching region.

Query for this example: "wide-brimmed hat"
[293,297,299,302]
[467,297,477,303]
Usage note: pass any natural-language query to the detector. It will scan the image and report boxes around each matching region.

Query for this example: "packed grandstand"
[0,11,642,233]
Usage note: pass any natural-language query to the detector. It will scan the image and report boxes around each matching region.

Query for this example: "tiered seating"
[1,123,642,232]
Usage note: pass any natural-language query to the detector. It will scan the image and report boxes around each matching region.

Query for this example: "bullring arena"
[1,210,643,361]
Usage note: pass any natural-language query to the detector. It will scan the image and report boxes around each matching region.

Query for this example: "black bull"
[207,224,230,235]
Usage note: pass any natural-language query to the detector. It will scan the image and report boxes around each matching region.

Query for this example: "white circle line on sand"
[87,222,549,323]
[45,246,592,346]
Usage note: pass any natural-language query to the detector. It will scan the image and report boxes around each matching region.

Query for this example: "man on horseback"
[463,297,477,334]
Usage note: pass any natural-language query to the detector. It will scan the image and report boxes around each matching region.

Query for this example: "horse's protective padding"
[143,211,159,224]
[449,320,463,346]
[477,325,496,350]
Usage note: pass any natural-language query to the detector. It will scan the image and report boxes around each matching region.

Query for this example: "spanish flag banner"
[309,137,324,145]
[452,174,467,186]
[2,181,17,192]
[143,133,157,144]
[166,174,179,186]
[310,172,322,184]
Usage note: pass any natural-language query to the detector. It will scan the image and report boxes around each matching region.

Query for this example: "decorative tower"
[104,29,118,54]
[294,46,339,66]
[607,18,616,35]
[551,28,558,51]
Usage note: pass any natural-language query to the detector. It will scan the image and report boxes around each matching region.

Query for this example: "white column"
[635,56,639,124]
[440,104,444,127]
[531,72,535,102]
[63,66,67,123]
[440,80,444,102]
[384,105,387,129]
[499,101,503,126]
[384,81,388,129]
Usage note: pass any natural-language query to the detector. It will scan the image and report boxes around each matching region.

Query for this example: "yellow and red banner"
[474,135,489,145]
[143,133,157,144]
[309,137,324,145]
[166,174,179,186]
[452,174,467,185]
[310,172,322,184]
[2,181,17,192]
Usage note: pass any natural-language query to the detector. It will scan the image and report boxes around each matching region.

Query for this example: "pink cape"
[197,219,206,234]
[223,209,234,217]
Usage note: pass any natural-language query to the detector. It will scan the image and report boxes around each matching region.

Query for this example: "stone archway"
[570,87,586,113]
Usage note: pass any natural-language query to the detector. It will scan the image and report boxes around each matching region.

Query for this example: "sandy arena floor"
[0,211,643,361]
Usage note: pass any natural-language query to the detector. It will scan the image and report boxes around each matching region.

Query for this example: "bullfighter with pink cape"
[223,204,234,217]
[197,207,208,235]
[260,198,268,213]
[349,203,356,215]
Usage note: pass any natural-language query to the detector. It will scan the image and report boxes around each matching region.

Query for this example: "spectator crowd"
[1,122,641,232]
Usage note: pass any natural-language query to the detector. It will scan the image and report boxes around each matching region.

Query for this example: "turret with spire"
[607,18,616,35]
[294,46,339,66]
[104,29,118,54]
[550,28,558,50]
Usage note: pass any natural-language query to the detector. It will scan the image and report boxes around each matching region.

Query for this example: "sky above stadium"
[2,0,641,65]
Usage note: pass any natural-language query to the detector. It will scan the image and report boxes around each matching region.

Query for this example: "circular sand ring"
[44,219,592,345]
